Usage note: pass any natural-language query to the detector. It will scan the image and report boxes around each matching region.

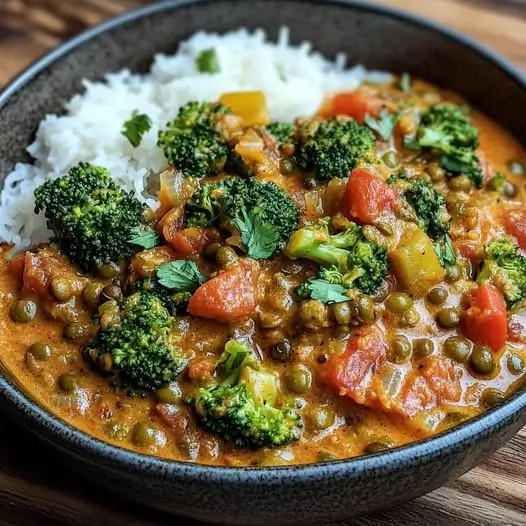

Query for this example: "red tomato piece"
[462,283,507,352]
[344,168,400,224]
[165,227,209,260]
[329,89,384,124]
[505,210,526,250]
[23,252,50,295]
[188,260,258,322]
[7,252,26,281]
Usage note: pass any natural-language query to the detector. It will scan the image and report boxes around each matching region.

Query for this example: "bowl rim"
[0,0,525,483]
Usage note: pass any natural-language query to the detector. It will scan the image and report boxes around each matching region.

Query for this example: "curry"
[1,77,525,467]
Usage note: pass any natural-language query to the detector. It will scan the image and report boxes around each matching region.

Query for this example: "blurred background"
[1,0,525,89]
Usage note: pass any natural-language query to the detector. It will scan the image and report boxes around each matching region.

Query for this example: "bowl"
[1,1,525,524]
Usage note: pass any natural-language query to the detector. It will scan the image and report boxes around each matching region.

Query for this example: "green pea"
[154,386,181,404]
[385,292,414,314]
[389,335,412,364]
[427,287,448,306]
[448,175,472,192]
[413,338,434,359]
[10,299,37,323]
[436,307,460,328]
[507,352,525,375]
[382,151,400,169]
[131,422,156,447]
[443,336,472,363]
[415,172,431,183]
[51,277,74,302]
[141,207,156,224]
[204,242,221,260]
[469,346,496,376]
[502,180,518,198]
[356,295,376,325]
[447,200,466,219]
[331,302,352,325]
[364,440,395,455]
[271,340,292,362]
[58,373,78,393]
[96,262,122,279]
[285,365,312,394]
[101,284,123,303]
[507,159,525,176]
[481,388,505,408]
[398,308,420,328]
[104,422,127,440]
[215,246,239,268]
[317,450,338,462]
[426,162,446,182]
[280,158,295,174]
[373,220,394,237]
[445,265,462,283]
[83,282,104,309]
[311,408,336,430]
[298,300,330,330]
[63,322,90,341]
[446,411,469,424]
[28,342,52,361]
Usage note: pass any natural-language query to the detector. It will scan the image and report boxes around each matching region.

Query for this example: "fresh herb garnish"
[365,109,399,142]
[156,261,207,291]
[128,229,160,249]
[399,73,411,93]
[434,235,457,267]
[196,48,220,74]
[297,278,349,304]
[233,208,279,260]
[121,110,152,148]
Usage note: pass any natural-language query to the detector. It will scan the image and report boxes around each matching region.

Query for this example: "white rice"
[0,27,391,251]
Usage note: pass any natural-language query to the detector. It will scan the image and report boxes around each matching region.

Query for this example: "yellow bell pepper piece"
[389,228,445,298]
[219,91,270,127]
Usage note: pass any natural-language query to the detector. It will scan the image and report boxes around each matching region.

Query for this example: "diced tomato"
[130,246,177,278]
[23,252,50,295]
[454,240,484,268]
[344,168,400,224]
[7,252,26,281]
[187,359,216,381]
[398,375,436,417]
[462,283,507,352]
[421,357,462,403]
[505,210,526,250]
[328,89,384,124]
[323,325,388,404]
[165,227,210,260]
[188,260,258,322]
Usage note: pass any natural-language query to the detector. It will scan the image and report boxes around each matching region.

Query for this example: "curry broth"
[1,80,526,467]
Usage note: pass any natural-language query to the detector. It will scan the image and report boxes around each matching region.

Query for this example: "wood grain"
[0,1,525,525]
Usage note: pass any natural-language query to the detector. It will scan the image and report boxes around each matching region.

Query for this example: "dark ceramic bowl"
[1,1,525,524]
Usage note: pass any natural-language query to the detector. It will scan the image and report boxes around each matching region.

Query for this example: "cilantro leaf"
[156,261,207,291]
[233,208,279,260]
[434,235,457,267]
[399,73,411,94]
[122,110,152,148]
[196,48,220,74]
[365,109,399,142]
[128,229,160,249]
[296,278,349,304]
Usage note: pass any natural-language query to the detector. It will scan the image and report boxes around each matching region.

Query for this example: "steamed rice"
[0,27,390,252]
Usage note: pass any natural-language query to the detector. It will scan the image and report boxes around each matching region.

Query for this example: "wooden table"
[0,1,525,525]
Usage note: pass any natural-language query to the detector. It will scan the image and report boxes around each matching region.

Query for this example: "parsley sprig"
[233,208,280,260]
[365,109,399,142]
[128,229,160,249]
[156,261,207,291]
[122,110,152,148]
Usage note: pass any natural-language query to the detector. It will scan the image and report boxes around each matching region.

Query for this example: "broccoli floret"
[186,177,299,257]
[158,101,230,178]
[296,116,375,180]
[84,291,186,392]
[285,219,388,294]
[191,340,302,449]
[127,278,191,315]
[406,103,482,188]
[477,239,526,309]
[34,162,146,272]
[266,122,295,148]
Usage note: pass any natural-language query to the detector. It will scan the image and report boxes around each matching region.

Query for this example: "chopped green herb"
[507,160,525,176]
[399,73,411,93]
[233,208,279,260]
[128,229,160,249]
[365,109,399,142]
[121,110,152,148]
[196,48,220,74]
[156,261,207,291]
[296,278,349,304]
[434,235,457,267]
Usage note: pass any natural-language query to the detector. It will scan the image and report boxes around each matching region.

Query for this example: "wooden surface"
[0,1,525,525]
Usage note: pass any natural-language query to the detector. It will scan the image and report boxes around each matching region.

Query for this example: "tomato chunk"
[462,283,507,352]
[328,89,384,123]
[505,210,526,250]
[7,252,26,281]
[188,260,258,321]
[165,227,210,260]
[344,168,400,224]
[23,252,50,295]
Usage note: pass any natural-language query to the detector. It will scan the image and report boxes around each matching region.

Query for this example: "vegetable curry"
[1,77,526,467]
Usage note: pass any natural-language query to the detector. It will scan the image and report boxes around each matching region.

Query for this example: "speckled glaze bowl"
[1,1,525,524]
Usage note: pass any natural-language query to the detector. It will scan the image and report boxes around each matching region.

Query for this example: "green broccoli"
[477,239,526,309]
[191,340,302,449]
[126,278,191,315]
[296,116,375,180]
[285,218,388,295]
[185,177,299,258]
[84,291,187,392]
[405,103,482,188]
[34,162,146,272]
[266,122,296,149]
[158,101,230,178]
